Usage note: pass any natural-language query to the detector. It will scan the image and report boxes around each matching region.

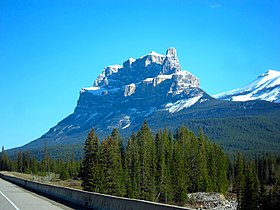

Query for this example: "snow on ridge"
[143,71,192,83]
[81,86,102,95]
[122,123,130,129]
[260,69,280,78]
[213,69,280,102]
[148,51,165,57]
[267,77,280,88]
[81,86,120,95]
[165,94,203,113]
[254,70,280,89]
[143,74,173,83]
[128,58,136,63]
[107,64,123,69]
[120,116,130,129]
[157,74,173,79]
[143,78,154,83]
[140,50,165,59]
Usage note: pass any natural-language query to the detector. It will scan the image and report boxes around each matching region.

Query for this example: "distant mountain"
[213,70,280,103]
[7,48,280,158]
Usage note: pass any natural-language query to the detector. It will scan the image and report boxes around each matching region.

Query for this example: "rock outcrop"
[187,192,237,210]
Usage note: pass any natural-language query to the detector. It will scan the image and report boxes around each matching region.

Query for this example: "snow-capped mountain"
[213,70,280,103]
[79,47,206,117]
[9,48,280,157]
[15,48,213,149]
[68,47,210,133]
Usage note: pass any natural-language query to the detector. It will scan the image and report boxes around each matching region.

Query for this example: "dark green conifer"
[100,135,125,196]
[215,144,228,193]
[241,163,259,210]
[124,138,133,197]
[173,136,188,204]
[111,128,124,159]
[137,121,156,201]
[155,129,172,203]
[197,129,210,192]
[233,152,245,210]
[81,129,100,192]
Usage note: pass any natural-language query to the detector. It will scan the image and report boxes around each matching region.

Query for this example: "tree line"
[80,121,228,205]
[0,145,81,180]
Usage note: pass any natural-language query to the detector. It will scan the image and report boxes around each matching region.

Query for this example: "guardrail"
[0,172,193,210]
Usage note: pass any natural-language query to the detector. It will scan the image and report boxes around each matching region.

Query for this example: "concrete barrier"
[0,172,193,210]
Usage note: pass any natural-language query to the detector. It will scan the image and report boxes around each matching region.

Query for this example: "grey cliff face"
[92,47,188,89]
[163,47,182,74]
[41,48,210,143]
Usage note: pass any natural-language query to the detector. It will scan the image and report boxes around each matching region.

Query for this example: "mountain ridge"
[213,69,280,103]
[6,48,280,157]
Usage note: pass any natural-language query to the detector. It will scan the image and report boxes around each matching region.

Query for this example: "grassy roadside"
[1,171,83,190]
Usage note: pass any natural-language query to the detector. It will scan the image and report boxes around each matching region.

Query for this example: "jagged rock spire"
[163,47,182,74]
[166,47,177,57]
[92,48,182,87]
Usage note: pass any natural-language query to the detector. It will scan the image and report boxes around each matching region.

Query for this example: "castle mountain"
[9,48,280,157]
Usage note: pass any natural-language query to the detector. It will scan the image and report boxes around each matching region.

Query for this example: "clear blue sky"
[1,0,279,149]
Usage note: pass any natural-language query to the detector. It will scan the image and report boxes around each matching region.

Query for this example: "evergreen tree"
[100,135,125,196]
[81,129,100,192]
[60,169,70,180]
[111,128,124,159]
[259,181,268,210]
[155,129,172,203]
[215,144,228,193]
[205,138,218,192]
[131,133,141,198]
[17,151,23,173]
[0,146,11,171]
[186,131,199,192]
[172,134,188,204]
[137,121,156,201]
[241,163,259,210]
[124,137,133,197]
[30,156,39,174]
[271,178,280,210]
[233,153,245,210]
[197,129,210,192]
[165,130,174,202]
[22,152,31,174]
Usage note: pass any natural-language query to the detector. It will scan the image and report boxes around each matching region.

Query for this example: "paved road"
[0,178,74,210]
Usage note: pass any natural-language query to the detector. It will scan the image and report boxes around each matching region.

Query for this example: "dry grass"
[51,178,83,190]
[1,171,83,190]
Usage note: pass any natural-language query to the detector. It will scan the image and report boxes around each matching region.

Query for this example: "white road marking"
[0,190,20,210]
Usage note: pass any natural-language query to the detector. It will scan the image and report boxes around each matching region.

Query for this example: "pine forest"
[1,122,280,209]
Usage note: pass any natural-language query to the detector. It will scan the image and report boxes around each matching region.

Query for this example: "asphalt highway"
[0,178,74,210]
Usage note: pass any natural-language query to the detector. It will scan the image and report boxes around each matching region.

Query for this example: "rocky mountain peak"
[166,47,177,57]
[66,48,207,138]
[163,47,181,74]
[91,48,187,90]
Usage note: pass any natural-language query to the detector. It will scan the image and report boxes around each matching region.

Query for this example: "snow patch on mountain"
[213,70,280,103]
[165,94,203,113]
[120,116,130,129]
[147,51,165,57]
